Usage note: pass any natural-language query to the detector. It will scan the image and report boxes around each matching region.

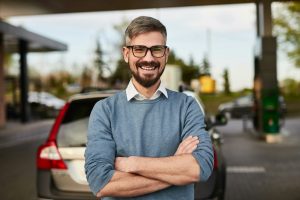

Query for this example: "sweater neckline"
[122,91,167,104]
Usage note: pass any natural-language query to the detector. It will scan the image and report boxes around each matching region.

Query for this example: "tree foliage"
[93,38,105,80]
[273,2,300,68]
[168,51,199,84]
[222,68,231,95]
[109,59,131,88]
[281,78,300,97]
[43,70,76,97]
[199,57,211,76]
[80,66,92,89]
[109,20,131,87]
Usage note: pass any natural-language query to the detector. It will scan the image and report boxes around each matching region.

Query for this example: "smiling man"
[85,16,213,200]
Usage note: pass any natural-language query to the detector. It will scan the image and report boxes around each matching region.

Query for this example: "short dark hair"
[125,16,167,45]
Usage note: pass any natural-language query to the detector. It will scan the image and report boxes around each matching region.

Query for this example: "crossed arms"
[85,99,214,198]
[97,136,200,198]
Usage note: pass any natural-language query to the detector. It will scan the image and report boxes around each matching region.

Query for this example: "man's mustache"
[136,61,160,69]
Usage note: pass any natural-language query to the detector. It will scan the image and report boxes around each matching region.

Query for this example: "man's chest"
[111,113,182,157]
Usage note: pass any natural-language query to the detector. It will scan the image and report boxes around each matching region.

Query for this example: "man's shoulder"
[107,90,126,101]
[94,91,126,109]
[166,89,193,102]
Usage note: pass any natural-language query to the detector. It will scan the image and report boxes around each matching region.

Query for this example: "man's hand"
[175,136,199,156]
[115,136,199,173]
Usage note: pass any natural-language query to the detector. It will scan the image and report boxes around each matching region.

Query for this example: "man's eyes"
[133,47,146,52]
[152,47,163,51]
[132,46,164,52]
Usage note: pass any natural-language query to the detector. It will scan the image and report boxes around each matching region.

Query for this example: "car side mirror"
[213,113,228,126]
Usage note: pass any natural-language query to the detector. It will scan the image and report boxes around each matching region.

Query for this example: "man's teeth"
[140,66,156,70]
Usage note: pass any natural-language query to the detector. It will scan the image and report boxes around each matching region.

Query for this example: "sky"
[7,3,300,91]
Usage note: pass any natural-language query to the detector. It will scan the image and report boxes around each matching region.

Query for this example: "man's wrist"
[128,156,140,173]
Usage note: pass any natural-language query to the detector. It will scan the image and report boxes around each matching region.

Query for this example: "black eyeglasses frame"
[126,45,168,58]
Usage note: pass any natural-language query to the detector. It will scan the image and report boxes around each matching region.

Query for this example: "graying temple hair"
[125,16,167,45]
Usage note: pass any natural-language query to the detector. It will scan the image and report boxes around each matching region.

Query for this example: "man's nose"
[143,49,155,61]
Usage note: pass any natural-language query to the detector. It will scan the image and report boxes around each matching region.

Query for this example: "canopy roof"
[0,0,297,18]
[0,20,67,52]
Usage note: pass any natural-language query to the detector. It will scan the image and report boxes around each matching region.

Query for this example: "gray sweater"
[85,90,213,200]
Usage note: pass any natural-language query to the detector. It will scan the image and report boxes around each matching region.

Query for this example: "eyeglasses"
[126,45,168,58]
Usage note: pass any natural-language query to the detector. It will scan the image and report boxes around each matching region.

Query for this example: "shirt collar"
[126,79,168,101]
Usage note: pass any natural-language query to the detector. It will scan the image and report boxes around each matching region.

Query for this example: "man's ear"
[123,47,129,63]
[165,47,170,63]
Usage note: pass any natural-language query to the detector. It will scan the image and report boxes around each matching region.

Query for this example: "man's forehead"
[130,31,166,44]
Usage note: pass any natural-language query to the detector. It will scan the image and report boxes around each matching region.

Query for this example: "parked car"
[29,91,65,110]
[29,91,65,118]
[36,90,226,200]
[183,90,227,200]
[218,94,287,119]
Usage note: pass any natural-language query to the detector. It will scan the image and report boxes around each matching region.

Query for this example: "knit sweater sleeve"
[181,97,214,182]
[84,100,116,195]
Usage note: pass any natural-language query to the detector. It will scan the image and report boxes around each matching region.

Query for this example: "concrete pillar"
[19,39,30,123]
[257,1,273,37]
[254,1,280,140]
[0,33,5,128]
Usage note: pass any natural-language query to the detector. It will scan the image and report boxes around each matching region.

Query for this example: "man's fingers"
[181,136,198,146]
[175,136,199,155]
[177,136,194,149]
[181,139,199,153]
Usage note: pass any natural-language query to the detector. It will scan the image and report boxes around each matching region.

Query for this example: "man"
[85,16,213,200]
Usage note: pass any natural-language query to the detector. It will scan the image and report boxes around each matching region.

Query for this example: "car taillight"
[37,103,70,170]
[37,141,67,170]
[213,147,218,170]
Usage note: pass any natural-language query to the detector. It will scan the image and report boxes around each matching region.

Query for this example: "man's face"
[123,31,169,88]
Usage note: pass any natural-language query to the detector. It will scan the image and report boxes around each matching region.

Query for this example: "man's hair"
[125,16,167,45]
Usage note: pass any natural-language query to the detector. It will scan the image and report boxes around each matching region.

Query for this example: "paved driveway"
[219,118,300,200]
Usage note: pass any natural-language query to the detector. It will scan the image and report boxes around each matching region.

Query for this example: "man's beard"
[131,61,165,88]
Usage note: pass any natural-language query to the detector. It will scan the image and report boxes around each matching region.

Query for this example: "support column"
[0,33,5,128]
[254,1,280,142]
[257,1,273,36]
[19,39,30,123]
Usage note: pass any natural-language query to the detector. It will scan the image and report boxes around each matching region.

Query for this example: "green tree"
[43,70,75,98]
[110,59,131,88]
[168,51,185,66]
[273,2,300,68]
[80,66,92,89]
[168,51,199,84]
[282,78,300,96]
[109,19,131,87]
[94,38,105,81]
[222,68,231,95]
[199,57,211,76]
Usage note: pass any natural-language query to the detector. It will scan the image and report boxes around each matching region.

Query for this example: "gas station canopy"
[0,0,296,18]
[0,21,67,53]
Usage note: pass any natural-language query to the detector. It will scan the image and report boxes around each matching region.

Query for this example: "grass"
[284,96,300,117]
[200,92,251,116]
[199,92,300,118]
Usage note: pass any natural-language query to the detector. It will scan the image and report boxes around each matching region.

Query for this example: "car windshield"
[57,97,105,147]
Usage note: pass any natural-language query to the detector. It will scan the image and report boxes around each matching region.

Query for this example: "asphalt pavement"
[0,119,53,200]
[0,118,299,200]
[219,117,300,200]
[0,119,53,148]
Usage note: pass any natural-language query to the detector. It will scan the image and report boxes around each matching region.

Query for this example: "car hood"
[218,102,234,111]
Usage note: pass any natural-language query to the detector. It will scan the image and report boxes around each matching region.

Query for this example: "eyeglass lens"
[130,45,167,58]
